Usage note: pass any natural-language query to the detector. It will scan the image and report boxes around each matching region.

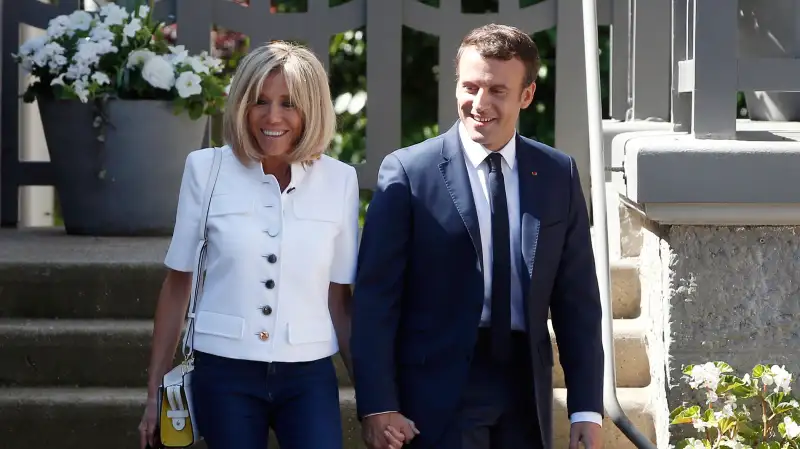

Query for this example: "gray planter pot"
[739,0,800,121]
[38,99,208,236]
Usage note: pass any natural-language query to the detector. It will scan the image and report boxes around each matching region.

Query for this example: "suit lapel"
[516,135,546,282]
[439,123,483,266]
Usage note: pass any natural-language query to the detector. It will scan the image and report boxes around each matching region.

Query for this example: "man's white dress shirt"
[458,123,602,427]
[164,145,360,363]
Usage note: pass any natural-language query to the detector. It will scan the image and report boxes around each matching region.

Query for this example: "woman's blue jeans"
[190,351,343,449]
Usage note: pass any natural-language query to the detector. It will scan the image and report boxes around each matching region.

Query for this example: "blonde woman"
[138,42,359,449]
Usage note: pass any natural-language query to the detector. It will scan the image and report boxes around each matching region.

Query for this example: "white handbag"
[157,147,223,448]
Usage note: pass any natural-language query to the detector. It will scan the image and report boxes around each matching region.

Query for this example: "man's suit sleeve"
[549,157,605,416]
[350,153,411,418]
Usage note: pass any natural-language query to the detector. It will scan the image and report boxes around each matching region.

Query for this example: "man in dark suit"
[350,24,604,449]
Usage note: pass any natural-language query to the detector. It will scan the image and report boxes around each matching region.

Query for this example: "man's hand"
[569,422,602,449]
[361,412,420,449]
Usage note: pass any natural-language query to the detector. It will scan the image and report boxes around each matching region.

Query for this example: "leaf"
[188,102,204,120]
[670,405,701,424]
[753,365,767,378]
[767,392,787,412]
[716,362,734,373]
[755,443,777,449]
[774,401,797,414]
[738,422,762,441]
[729,383,759,399]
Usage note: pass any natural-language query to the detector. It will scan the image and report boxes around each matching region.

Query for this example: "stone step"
[553,387,657,449]
[0,318,649,388]
[551,318,650,389]
[0,251,641,321]
[0,386,655,449]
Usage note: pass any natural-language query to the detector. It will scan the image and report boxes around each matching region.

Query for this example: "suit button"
[258,331,270,341]
[265,280,275,289]
[261,305,273,315]
[266,254,277,263]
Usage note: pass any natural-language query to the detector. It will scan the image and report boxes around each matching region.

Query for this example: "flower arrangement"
[671,362,800,448]
[12,0,231,120]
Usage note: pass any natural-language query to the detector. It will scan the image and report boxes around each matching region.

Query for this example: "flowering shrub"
[671,362,800,448]
[12,1,230,119]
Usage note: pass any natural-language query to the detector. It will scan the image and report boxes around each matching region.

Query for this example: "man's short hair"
[455,24,541,88]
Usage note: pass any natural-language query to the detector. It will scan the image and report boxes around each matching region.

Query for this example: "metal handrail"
[581,0,658,447]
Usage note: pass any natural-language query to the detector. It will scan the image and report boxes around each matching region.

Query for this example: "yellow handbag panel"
[159,388,195,448]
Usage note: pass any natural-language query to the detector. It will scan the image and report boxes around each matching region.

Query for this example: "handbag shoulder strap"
[182,147,223,359]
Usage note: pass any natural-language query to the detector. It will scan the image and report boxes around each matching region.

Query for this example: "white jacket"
[165,146,359,363]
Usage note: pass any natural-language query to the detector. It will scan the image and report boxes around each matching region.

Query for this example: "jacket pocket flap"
[194,311,245,339]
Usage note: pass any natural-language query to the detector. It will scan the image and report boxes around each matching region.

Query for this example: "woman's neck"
[261,157,292,191]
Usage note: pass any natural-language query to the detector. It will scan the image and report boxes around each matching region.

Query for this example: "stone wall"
[623,201,800,444]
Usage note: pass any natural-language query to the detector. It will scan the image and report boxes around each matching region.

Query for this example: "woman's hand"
[138,397,159,449]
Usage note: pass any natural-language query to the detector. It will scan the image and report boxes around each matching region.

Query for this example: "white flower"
[49,53,68,74]
[66,62,91,81]
[68,10,93,32]
[18,35,48,58]
[46,16,71,39]
[138,5,151,18]
[719,440,748,449]
[784,416,800,439]
[73,40,117,68]
[199,51,224,72]
[92,72,111,86]
[100,3,129,26]
[691,418,714,431]
[185,56,210,75]
[127,49,155,68]
[168,45,189,65]
[123,18,142,38]
[90,23,115,43]
[15,36,48,72]
[684,438,706,449]
[23,41,65,74]
[770,365,792,393]
[142,56,175,90]
[176,71,203,98]
[720,395,736,417]
[688,362,722,391]
[224,80,232,95]
[73,77,90,103]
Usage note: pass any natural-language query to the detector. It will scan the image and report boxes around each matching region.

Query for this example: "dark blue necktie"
[486,152,511,363]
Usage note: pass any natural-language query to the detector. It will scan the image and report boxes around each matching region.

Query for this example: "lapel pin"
[531,171,537,176]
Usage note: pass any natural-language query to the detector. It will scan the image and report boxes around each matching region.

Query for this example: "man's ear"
[520,82,536,109]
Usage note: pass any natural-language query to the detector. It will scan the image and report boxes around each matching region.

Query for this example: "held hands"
[569,421,603,449]
[361,412,420,449]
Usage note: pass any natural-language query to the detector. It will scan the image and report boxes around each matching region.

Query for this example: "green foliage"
[671,362,800,449]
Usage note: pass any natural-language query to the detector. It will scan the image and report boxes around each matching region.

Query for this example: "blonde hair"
[222,41,336,165]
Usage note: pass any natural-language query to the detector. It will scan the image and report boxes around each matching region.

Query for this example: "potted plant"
[12,1,231,236]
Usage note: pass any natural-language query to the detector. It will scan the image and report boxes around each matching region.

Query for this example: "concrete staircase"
[0,225,657,448]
